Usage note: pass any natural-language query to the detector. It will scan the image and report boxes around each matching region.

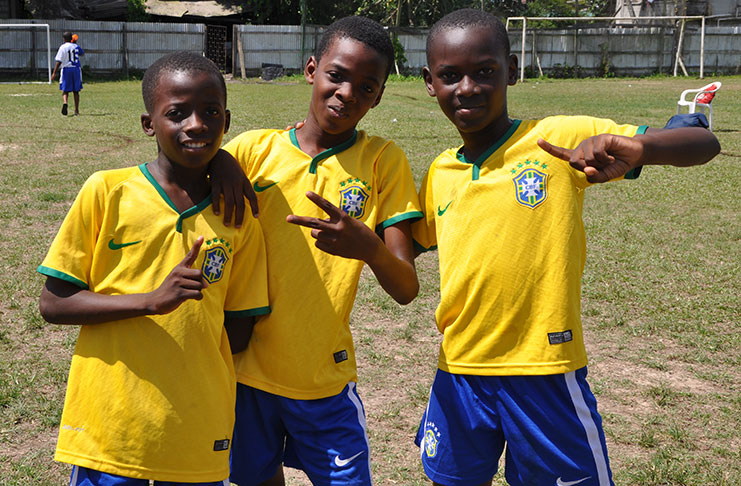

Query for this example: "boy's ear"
[422,66,436,97]
[507,55,518,86]
[304,56,317,85]
[141,113,155,137]
[224,109,231,134]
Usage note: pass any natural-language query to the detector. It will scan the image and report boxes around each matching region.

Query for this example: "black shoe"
[62,104,68,115]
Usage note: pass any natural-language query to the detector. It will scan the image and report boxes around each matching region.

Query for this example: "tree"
[234,0,611,27]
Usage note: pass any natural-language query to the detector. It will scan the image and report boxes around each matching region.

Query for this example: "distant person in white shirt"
[51,31,85,116]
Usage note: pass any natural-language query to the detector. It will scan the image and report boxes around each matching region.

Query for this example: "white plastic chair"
[677,81,722,131]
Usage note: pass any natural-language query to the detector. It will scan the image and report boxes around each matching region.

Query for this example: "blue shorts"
[415,368,613,486]
[70,466,228,486]
[60,66,83,92]
[230,382,371,486]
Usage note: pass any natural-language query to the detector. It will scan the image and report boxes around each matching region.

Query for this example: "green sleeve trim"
[225,306,271,318]
[376,211,424,231]
[624,166,642,179]
[413,240,437,253]
[37,266,89,289]
[625,125,648,180]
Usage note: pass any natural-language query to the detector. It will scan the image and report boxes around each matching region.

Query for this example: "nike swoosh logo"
[437,201,452,216]
[108,238,142,250]
[334,451,364,467]
[253,180,278,192]
[556,476,591,486]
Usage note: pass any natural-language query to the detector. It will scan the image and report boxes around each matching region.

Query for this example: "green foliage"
[126,0,149,22]
[392,35,407,67]
[20,0,59,17]
[550,62,585,78]
[240,0,303,24]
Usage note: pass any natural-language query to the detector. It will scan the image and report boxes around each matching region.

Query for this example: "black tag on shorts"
[213,439,230,451]
[548,330,573,345]
[334,350,348,363]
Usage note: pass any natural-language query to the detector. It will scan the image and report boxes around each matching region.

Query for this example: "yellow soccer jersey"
[37,164,270,482]
[224,128,422,399]
[413,116,647,376]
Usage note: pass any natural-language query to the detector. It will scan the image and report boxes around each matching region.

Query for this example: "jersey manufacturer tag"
[333,350,348,363]
[213,439,230,451]
[548,330,573,345]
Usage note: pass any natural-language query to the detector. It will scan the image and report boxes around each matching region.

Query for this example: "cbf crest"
[201,238,232,284]
[339,177,371,219]
[423,422,441,458]
[513,165,548,209]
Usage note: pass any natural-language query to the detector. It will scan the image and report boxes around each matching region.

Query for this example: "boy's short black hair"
[315,16,394,79]
[426,8,510,63]
[141,51,226,112]
[62,31,72,42]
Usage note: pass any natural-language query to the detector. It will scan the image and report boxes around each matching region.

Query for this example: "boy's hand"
[286,191,380,261]
[284,119,306,131]
[148,236,208,314]
[538,134,643,183]
[209,149,259,227]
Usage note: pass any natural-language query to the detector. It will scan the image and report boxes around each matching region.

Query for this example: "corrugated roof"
[145,0,242,18]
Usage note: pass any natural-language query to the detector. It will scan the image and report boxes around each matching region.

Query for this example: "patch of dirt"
[0,143,19,151]
[0,423,57,462]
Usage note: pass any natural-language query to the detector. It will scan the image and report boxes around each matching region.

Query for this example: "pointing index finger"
[537,138,573,162]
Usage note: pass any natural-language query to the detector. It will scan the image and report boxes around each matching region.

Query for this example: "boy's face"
[304,36,387,139]
[423,26,517,138]
[141,70,230,170]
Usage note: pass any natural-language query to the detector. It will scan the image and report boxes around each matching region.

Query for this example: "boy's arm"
[40,237,208,324]
[538,127,720,183]
[208,149,259,227]
[51,61,61,81]
[286,191,419,304]
[224,316,256,354]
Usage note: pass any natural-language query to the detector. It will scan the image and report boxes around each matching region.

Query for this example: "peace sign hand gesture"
[286,191,381,262]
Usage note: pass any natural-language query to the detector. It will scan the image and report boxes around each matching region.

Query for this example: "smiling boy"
[37,52,269,485]
[221,16,421,486]
[412,9,719,486]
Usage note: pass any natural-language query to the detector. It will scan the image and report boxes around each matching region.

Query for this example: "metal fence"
[509,24,741,78]
[1,18,739,79]
[0,19,204,78]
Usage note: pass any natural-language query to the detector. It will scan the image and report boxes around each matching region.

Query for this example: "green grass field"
[0,75,739,485]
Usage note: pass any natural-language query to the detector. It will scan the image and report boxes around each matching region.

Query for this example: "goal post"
[505,16,706,81]
[0,23,51,84]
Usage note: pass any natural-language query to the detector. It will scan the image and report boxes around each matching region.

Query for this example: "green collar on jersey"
[139,163,213,233]
[456,119,522,181]
[289,128,358,174]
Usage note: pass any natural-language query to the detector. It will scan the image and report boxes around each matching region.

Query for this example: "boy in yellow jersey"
[220,16,421,486]
[37,51,270,486]
[412,9,720,486]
